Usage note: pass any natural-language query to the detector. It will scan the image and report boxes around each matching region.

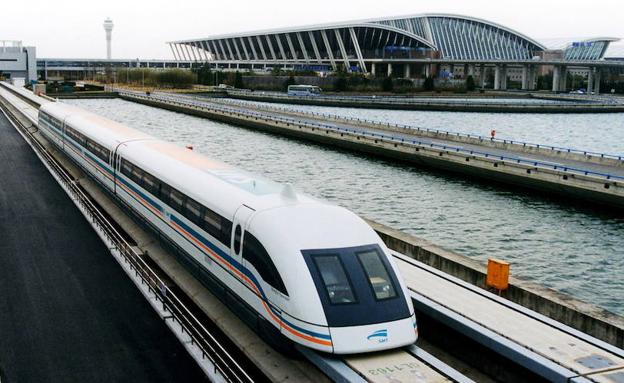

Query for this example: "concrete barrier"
[367,219,624,349]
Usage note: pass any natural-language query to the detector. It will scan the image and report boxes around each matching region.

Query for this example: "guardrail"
[0,98,254,383]
[183,93,624,162]
[226,89,624,106]
[120,91,624,183]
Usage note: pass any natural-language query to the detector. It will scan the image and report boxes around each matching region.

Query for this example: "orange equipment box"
[486,258,510,291]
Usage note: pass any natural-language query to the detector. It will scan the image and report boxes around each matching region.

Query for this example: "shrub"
[283,76,296,91]
[382,77,394,92]
[466,75,476,91]
[423,76,435,91]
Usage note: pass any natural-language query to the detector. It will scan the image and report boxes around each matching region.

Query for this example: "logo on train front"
[367,329,388,343]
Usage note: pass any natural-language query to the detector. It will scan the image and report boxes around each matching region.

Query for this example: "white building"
[0,41,37,83]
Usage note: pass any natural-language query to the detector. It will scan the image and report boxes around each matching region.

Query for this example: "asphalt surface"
[0,112,208,382]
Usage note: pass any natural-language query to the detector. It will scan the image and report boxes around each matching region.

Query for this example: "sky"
[1,0,622,59]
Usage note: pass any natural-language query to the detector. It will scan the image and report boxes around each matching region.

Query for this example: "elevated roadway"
[118,90,624,210]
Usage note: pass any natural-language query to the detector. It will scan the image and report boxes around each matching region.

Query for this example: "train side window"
[130,166,144,186]
[159,183,171,204]
[356,248,397,301]
[169,188,185,212]
[184,198,202,225]
[143,173,159,196]
[220,219,233,247]
[121,159,133,178]
[312,254,357,305]
[233,225,242,254]
[243,232,288,295]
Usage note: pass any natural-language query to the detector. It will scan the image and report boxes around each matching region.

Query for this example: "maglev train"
[37,101,418,354]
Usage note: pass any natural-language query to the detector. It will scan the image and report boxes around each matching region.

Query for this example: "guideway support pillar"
[552,65,561,92]
[501,65,508,90]
[594,70,601,94]
[387,63,393,77]
[371,63,376,76]
[494,65,501,90]
[479,65,486,88]
[521,65,529,90]
[561,66,568,92]
[404,64,411,79]
[587,67,594,93]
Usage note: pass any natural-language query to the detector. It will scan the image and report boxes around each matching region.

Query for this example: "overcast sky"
[2,0,621,59]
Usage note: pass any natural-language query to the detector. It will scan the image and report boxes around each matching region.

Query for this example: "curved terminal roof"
[169,13,619,65]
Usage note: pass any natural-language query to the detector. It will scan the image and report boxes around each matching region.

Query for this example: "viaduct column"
[552,65,561,92]
[587,67,594,93]
[494,65,501,90]
[404,63,411,79]
[521,65,529,90]
[479,65,486,87]
[371,63,376,76]
[500,65,508,90]
[560,66,568,92]
[594,70,601,94]
[387,63,393,77]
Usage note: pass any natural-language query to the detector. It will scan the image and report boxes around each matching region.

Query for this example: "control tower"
[103,18,114,59]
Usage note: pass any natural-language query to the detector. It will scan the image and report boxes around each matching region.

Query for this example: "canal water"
[67,98,624,315]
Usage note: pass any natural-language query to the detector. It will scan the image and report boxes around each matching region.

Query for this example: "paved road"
[0,113,207,382]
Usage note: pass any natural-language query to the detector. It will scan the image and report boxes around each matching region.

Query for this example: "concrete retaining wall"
[367,219,624,348]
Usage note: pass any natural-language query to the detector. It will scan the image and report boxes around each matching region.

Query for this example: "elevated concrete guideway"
[117,90,624,210]
[0,108,207,382]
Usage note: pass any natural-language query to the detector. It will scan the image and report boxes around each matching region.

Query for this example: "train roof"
[123,138,321,214]
[41,102,153,147]
[42,102,325,214]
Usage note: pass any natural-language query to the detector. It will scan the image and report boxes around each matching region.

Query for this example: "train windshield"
[312,254,357,304]
[303,245,409,327]
[356,248,397,300]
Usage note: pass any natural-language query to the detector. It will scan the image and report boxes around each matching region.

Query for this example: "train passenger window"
[184,198,202,225]
[169,188,185,212]
[200,208,231,246]
[243,232,288,295]
[356,249,397,301]
[159,183,171,204]
[121,160,133,178]
[142,173,159,195]
[233,225,242,254]
[312,255,356,304]
[130,166,144,185]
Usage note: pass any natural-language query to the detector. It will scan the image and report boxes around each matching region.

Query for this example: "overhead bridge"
[117,90,624,210]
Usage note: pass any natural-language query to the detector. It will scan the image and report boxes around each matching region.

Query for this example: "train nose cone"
[329,315,417,354]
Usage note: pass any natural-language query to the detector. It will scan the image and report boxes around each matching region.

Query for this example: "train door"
[231,205,255,264]
[112,144,125,194]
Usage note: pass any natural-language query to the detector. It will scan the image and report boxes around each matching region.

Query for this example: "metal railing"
[0,99,254,383]
[226,89,624,106]
[177,92,624,162]
[120,91,624,182]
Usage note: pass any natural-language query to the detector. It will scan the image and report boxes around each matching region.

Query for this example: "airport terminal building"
[168,14,622,91]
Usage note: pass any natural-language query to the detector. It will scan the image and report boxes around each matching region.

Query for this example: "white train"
[37,101,418,354]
